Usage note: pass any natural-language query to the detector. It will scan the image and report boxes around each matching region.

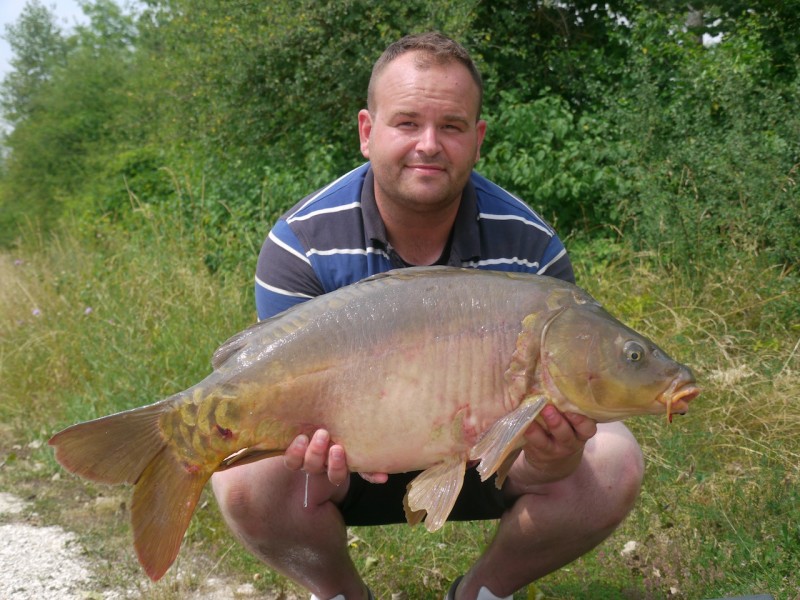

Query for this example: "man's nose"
[416,125,442,155]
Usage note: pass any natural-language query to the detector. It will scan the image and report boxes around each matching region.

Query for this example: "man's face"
[358,52,487,215]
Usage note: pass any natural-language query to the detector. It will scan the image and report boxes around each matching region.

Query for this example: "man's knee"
[590,422,644,530]
[212,470,258,531]
[610,444,644,525]
[211,460,290,539]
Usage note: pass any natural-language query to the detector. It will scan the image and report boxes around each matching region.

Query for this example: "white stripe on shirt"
[255,274,315,299]
[268,231,311,265]
[462,257,542,269]
[478,212,552,235]
[287,165,365,219]
[484,182,556,230]
[287,201,361,224]
[306,246,391,259]
[537,247,568,274]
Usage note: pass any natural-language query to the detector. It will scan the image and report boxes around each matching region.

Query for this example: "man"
[211,33,643,600]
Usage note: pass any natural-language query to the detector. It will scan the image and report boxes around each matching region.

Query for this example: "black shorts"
[340,467,511,526]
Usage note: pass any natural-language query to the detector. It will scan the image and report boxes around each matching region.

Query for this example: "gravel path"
[0,492,106,599]
[0,491,288,599]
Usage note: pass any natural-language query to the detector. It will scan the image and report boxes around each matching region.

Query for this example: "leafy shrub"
[479,91,628,233]
[602,10,800,268]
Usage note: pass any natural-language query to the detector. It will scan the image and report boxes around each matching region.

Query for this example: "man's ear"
[474,119,487,163]
[358,109,372,159]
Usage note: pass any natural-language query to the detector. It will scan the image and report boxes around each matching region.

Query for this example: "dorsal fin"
[211,319,271,368]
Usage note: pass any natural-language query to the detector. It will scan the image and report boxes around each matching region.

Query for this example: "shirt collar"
[361,167,388,247]
[361,165,481,266]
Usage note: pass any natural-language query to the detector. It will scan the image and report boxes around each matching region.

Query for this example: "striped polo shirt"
[255,162,574,320]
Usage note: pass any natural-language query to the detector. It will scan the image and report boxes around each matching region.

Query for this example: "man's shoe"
[444,576,463,600]
[445,576,513,600]
[310,587,374,600]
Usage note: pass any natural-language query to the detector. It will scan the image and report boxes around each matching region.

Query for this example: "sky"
[0,0,88,81]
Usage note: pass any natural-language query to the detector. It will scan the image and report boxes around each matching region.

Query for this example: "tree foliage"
[0,0,68,126]
[0,0,797,269]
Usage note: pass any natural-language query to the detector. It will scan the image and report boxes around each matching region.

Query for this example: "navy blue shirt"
[255,162,574,319]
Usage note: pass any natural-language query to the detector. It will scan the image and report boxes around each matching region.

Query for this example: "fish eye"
[624,341,645,363]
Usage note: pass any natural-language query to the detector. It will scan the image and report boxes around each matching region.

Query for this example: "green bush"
[480,91,628,233]
[602,10,800,267]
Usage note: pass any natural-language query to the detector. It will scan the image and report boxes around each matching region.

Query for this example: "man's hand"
[514,405,598,486]
[284,429,389,486]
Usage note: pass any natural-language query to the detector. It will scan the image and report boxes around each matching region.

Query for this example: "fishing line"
[304,472,309,508]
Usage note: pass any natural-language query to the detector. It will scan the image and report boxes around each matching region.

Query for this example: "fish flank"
[48,266,699,581]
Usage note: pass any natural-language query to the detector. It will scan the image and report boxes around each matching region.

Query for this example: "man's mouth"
[407,163,446,174]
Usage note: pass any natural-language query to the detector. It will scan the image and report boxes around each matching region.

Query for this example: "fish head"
[541,302,700,422]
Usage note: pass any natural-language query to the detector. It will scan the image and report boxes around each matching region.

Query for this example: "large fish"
[49,267,699,581]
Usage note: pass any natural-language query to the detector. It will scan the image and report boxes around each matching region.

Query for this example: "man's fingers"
[283,430,332,475]
[284,430,354,487]
[564,411,598,441]
[284,434,309,471]
[327,445,349,486]
[540,406,581,445]
[359,472,389,484]
[522,421,552,450]
[303,429,332,474]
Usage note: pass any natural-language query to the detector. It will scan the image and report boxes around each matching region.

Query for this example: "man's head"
[367,32,483,121]
[359,33,487,218]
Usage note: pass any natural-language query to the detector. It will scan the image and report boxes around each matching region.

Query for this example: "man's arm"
[537,239,575,283]
[255,221,324,320]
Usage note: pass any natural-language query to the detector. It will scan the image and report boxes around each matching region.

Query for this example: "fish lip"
[668,385,701,415]
[658,378,701,421]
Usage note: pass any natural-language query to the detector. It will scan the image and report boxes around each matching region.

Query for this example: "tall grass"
[0,216,253,431]
[0,219,798,599]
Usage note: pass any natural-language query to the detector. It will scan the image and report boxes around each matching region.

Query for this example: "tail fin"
[130,440,212,580]
[49,399,213,581]
[49,402,171,485]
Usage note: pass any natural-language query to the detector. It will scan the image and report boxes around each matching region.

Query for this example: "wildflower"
[32,308,41,317]
[84,307,93,316]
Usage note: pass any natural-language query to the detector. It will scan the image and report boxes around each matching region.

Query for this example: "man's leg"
[452,422,644,600]
[211,458,370,600]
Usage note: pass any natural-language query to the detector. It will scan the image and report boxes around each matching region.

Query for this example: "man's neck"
[376,197,460,266]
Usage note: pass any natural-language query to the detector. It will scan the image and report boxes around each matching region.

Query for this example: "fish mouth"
[659,379,701,423]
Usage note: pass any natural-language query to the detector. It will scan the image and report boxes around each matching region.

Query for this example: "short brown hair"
[367,32,483,119]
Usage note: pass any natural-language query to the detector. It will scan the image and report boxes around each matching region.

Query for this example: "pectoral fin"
[218,445,284,469]
[493,447,522,490]
[469,397,547,485]
[403,456,466,532]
